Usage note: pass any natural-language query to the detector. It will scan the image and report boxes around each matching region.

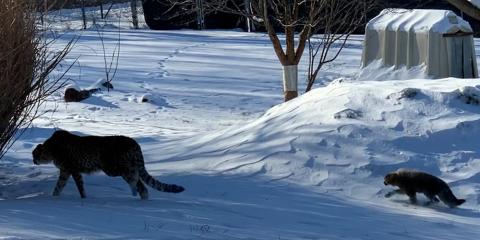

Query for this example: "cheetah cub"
[33,130,184,199]
[384,169,465,208]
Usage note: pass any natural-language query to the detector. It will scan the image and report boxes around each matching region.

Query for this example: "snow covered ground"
[2,5,480,240]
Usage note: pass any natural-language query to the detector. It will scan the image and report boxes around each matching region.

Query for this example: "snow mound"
[357,59,429,81]
[158,78,480,208]
[458,85,480,105]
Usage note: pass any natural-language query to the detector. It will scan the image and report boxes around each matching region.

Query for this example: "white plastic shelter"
[362,9,478,79]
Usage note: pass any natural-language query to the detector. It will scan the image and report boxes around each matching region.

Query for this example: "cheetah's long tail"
[139,168,184,193]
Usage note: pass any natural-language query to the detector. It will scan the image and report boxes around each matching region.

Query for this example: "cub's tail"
[139,168,184,193]
[438,188,465,208]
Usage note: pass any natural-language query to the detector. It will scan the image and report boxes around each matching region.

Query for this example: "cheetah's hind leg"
[423,192,440,206]
[137,180,149,200]
[122,174,139,197]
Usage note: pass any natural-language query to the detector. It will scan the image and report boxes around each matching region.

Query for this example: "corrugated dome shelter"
[362,9,478,79]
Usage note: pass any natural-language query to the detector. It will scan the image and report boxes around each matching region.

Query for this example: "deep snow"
[1,5,480,240]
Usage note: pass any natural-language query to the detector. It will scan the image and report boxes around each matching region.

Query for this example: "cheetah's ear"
[52,129,70,138]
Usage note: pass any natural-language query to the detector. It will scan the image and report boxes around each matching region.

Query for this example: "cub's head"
[384,172,399,186]
[32,144,54,165]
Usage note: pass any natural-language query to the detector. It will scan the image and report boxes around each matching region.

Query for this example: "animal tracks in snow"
[149,43,209,80]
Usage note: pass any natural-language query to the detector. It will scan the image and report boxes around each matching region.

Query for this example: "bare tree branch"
[306,0,377,92]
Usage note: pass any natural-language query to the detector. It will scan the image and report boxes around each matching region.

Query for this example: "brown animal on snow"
[384,169,465,208]
[64,88,99,102]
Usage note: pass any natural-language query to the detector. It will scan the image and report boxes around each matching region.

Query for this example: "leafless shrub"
[95,19,121,91]
[0,0,74,159]
[306,0,376,92]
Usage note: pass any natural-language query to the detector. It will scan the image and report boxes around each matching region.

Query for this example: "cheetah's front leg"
[72,173,86,198]
[385,189,404,198]
[53,170,71,197]
[406,190,417,204]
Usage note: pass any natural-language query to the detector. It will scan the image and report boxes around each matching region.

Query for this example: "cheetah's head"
[384,172,398,186]
[32,144,54,165]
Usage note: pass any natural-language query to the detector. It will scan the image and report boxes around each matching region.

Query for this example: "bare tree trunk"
[104,2,114,19]
[244,0,253,32]
[280,25,310,101]
[259,0,308,102]
[131,0,139,29]
[100,3,104,19]
[283,24,298,101]
[283,65,298,100]
[81,0,87,29]
[196,0,205,30]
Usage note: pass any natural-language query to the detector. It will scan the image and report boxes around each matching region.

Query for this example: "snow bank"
[153,77,480,209]
[357,59,429,81]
